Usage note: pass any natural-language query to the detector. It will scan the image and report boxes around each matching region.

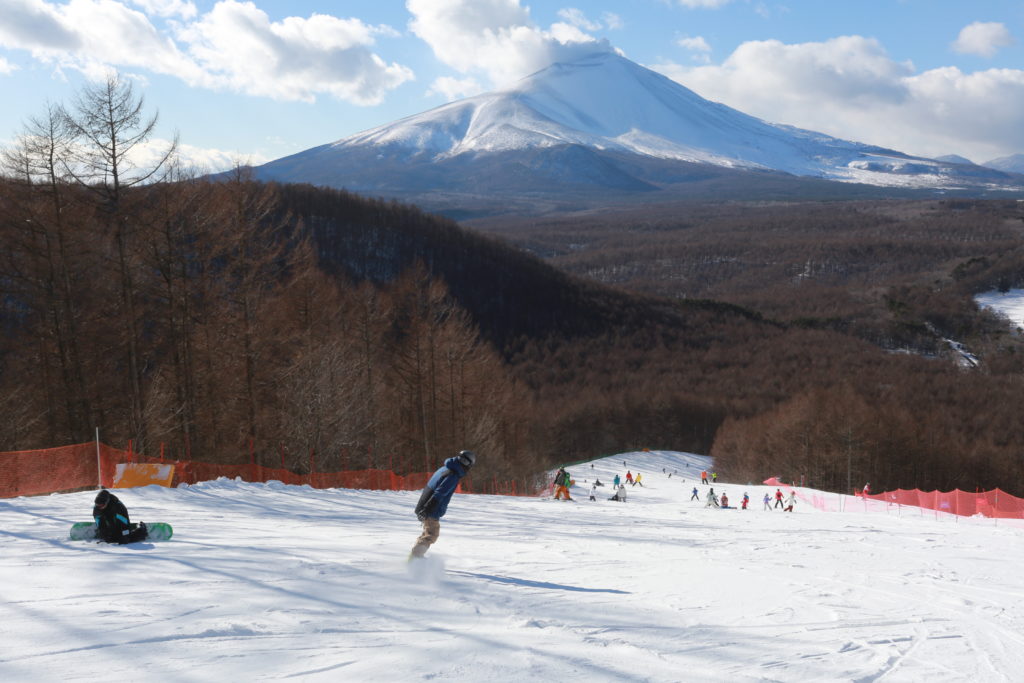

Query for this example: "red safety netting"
[1,442,544,498]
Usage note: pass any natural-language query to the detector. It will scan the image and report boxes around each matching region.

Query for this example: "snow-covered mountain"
[984,153,1024,174]
[252,52,1021,207]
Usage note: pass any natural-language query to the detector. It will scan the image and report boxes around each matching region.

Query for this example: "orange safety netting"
[0,442,102,497]
[1,442,542,498]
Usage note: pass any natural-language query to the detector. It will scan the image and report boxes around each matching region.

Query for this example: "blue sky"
[1,0,1022,170]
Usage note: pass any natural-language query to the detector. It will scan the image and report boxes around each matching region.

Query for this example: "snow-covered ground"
[976,288,1024,330]
[3,450,1023,681]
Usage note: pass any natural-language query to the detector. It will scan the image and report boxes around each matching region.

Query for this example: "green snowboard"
[70,521,173,542]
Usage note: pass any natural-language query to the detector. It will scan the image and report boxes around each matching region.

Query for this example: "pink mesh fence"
[762,476,1024,519]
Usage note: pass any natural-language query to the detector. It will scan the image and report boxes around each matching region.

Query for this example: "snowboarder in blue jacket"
[410,450,476,559]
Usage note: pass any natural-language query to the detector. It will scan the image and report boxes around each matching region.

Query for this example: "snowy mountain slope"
[984,153,1024,174]
[252,52,1022,203]
[3,450,1024,680]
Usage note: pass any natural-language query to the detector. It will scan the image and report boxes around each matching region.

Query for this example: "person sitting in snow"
[705,488,719,508]
[610,484,627,502]
[410,450,476,559]
[92,489,148,544]
[720,492,730,508]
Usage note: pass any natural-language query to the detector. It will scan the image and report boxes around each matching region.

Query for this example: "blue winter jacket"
[415,456,468,520]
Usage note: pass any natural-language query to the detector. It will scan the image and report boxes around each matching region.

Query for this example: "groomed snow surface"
[3,451,1023,681]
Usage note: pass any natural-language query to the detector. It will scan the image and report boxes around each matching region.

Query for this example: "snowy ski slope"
[2,450,1022,681]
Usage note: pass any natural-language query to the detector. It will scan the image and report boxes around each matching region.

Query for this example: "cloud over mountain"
[654,36,1024,162]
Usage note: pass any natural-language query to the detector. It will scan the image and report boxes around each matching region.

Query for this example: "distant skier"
[589,483,597,501]
[634,473,643,487]
[784,491,797,513]
[774,488,785,509]
[553,467,573,500]
[701,470,708,485]
[711,472,718,483]
[410,450,476,559]
[720,492,730,508]
[610,484,627,502]
[862,482,871,496]
[613,474,621,488]
[741,492,749,510]
[690,486,700,501]
[625,471,634,485]
[763,492,772,511]
[92,489,148,544]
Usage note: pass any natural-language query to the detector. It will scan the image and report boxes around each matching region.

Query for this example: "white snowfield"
[2,450,1022,681]
[976,288,1024,330]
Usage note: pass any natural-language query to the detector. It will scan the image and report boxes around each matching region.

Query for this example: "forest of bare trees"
[0,76,544,484]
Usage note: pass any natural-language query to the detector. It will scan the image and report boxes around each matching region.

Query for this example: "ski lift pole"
[95,427,102,489]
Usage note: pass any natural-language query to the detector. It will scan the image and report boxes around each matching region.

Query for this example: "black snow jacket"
[93,492,148,544]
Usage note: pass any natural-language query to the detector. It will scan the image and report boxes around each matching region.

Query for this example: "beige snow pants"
[411,517,441,558]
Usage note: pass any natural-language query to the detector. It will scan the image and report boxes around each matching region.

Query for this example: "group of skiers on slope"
[692,484,797,512]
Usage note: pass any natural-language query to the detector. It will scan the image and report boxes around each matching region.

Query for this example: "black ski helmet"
[458,450,477,468]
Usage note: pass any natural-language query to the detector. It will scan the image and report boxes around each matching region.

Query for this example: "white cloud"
[406,0,613,88]
[0,0,414,105]
[677,35,711,53]
[0,56,16,74]
[652,35,1024,161]
[602,12,623,30]
[952,21,1014,58]
[676,0,734,8]
[426,75,482,101]
[129,0,196,19]
[129,137,268,173]
[178,1,413,104]
[557,8,601,32]
[0,0,198,78]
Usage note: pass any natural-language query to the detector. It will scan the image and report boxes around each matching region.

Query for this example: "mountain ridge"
[251,52,1022,212]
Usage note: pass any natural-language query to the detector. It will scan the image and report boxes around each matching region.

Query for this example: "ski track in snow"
[1,450,1022,681]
